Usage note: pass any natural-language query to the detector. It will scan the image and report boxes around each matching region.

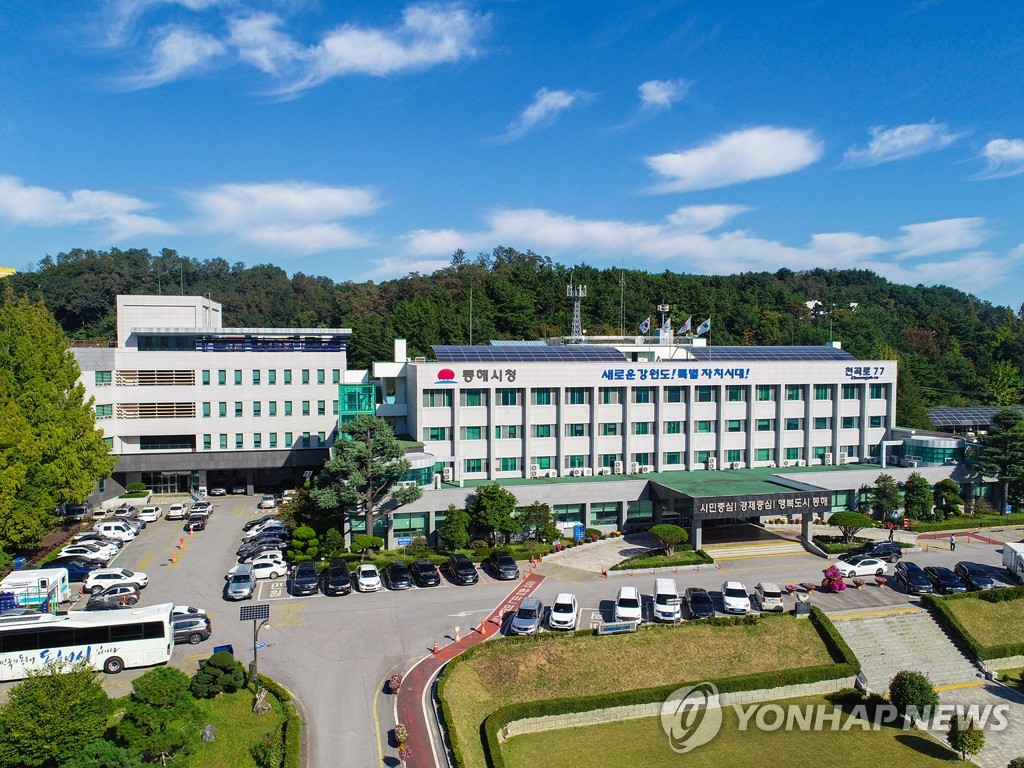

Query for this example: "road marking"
[135,550,153,572]
[713,551,815,561]
[448,609,490,618]
[274,603,305,627]
[374,656,420,768]
[828,605,920,620]
[269,679,311,768]
[934,681,985,691]
[182,652,211,674]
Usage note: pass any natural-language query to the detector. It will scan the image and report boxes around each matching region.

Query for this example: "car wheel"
[126,597,138,606]
[272,571,282,579]
[188,633,203,645]
[889,554,900,563]
[103,656,124,674]
[875,568,885,576]
[91,585,104,594]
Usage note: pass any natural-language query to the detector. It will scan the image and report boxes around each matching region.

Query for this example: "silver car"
[509,597,544,635]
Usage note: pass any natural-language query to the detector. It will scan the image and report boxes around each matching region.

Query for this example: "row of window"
[422,415,887,442]
[200,432,328,451]
[424,383,889,408]
[200,400,338,418]
[96,369,344,387]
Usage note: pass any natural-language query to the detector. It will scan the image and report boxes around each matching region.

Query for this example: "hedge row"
[922,587,1024,661]
[609,547,714,570]
[438,608,858,768]
[256,675,303,768]
[912,512,1024,533]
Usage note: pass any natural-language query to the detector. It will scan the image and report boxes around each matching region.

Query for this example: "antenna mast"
[567,282,586,341]
[619,270,625,338]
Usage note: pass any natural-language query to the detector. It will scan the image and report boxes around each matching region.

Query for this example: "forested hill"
[6,246,1024,428]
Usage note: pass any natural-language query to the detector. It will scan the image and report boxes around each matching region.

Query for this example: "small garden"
[812,535,912,555]
[924,586,1024,661]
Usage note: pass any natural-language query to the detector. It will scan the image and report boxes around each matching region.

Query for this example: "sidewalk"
[540,532,661,573]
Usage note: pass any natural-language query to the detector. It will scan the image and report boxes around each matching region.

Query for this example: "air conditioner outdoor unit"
[781,460,791,468]
[907,460,919,468]
[641,465,652,474]
[767,460,776,468]
[731,462,742,470]
[548,470,559,478]
[583,467,594,476]
[572,468,583,477]
[707,457,717,470]
[433,473,442,489]
[824,453,833,466]
[797,459,806,467]
[598,467,612,475]
[442,467,453,482]
[613,461,624,474]
[837,454,848,465]
[629,462,641,474]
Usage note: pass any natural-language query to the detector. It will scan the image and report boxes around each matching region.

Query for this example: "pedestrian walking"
[950,533,956,551]
[887,524,894,542]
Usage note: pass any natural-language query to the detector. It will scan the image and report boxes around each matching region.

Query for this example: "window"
[632,422,652,435]
[332,369,340,385]
[726,419,745,432]
[870,384,886,399]
[696,420,714,433]
[664,387,684,403]
[234,402,243,418]
[566,454,586,469]
[843,445,858,458]
[785,384,803,401]
[726,449,743,464]
[532,424,552,438]
[590,502,621,526]
[219,402,227,418]
[302,370,310,385]
[495,425,519,439]
[535,456,553,470]
[202,402,211,418]
[841,416,860,429]
[726,385,746,402]
[785,447,801,461]
[317,400,326,416]
[317,431,326,445]
[252,370,261,385]
[664,421,682,434]
[814,384,831,401]
[756,385,774,401]
[555,503,585,524]
[234,370,242,386]
[317,369,325,385]
[254,433,262,449]
[756,448,773,462]
[601,423,620,436]
[461,389,487,407]
[599,454,622,468]
[302,432,310,448]
[422,389,454,407]
[500,457,519,472]
[465,459,483,473]
[566,387,589,405]
[203,434,211,451]
[664,452,681,465]
[813,446,828,459]
[813,417,831,430]
[695,386,715,402]
[696,450,712,464]
[95,371,112,386]
[284,401,293,417]
[842,384,858,400]
[599,387,621,405]
[269,433,278,449]
[284,432,293,448]
[566,423,589,437]
[95,404,112,418]
[870,415,884,429]
[269,401,277,417]
[302,401,310,417]
[218,370,226,386]
[461,426,483,440]
[235,434,243,450]
[756,418,774,432]
[785,418,803,431]
[423,427,450,441]
[268,370,277,385]
[219,434,228,450]
[201,370,210,386]
[532,388,554,405]
[633,387,653,404]
[332,400,339,415]
[284,370,292,385]
[253,402,262,418]
[497,389,520,406]
[630,453,651,466]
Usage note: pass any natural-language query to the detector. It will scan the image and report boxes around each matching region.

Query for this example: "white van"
[613,586,643,624]
[92,520,137,542]
[0,568,71,609]
[652,578,681,622]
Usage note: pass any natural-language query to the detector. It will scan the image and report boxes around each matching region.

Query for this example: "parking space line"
[135,550,153,572]
[182,652,212,674]
[273,603,305,627]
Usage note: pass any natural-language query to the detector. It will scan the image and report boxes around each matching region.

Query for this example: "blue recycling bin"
[12,557,27,570]
[212,644,234,656]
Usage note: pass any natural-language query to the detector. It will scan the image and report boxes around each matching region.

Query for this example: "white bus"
[0,602,173,681]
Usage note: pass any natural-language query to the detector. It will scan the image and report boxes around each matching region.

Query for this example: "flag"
[678,316,692,334]
[695,317,711,336]
[662,316,672,333]
[639,316,651,334]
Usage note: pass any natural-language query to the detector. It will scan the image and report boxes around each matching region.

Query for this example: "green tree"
[438,503,471,550]
[311,415,422,542]
[828,511,873,543]
[321,527,346,559]
[973,408,1024,510]
[888,670,939,719]
[947,714,985,761]
[0,380,42,553]
[115,667,200,760]
[648,524,689,555]
[287,525,319,562]
[0,660,112,768]
[934,479,963,517]
[61,740,146,768]
[517,501,558,543]
[872,473,902,520]
[190,651,246,698]
[1006,757,1024,768]
[983,360,1024,406]
[902,472,935,520]
[467,484,519,545]
[349,534,384,555]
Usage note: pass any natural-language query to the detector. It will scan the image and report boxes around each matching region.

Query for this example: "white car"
[59,543,118,562]
[227,560,285,580]
[548,592,579,630]
[243,522,286,540]
[355,564,382,592]
[138,506,162,522]
[83,568,149,594]
[721,581,751,614]
[172,605,207,619]
[836,557,889,578]
[257,495,277,510]
[166,504,187,520]
[242,552,287,570]
[209,487,227,496]
[613,586,642,623]
[190,501,213,514]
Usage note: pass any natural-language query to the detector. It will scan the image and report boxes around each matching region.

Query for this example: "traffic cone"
[432,641,438,655]
[477,621,485,634]
[170,551,177,564]
[454,627,461,643]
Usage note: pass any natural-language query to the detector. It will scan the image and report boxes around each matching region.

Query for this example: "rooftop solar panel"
[432,345,625,363]
[486,339,549,347]
[686,346,856,362]
[927,406,1024,428]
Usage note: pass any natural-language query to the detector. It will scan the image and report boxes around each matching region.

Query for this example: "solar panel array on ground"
[432,345,625,362]
[686,346,855,361]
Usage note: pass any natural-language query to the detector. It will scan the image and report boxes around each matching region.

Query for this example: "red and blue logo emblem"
[436,368,456,384]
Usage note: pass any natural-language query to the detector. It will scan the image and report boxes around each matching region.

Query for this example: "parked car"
[721,581,751,614]
[614,586,643,623]
[447,554,479,585]
[232,485,247,495]
[323,560,352,595]
[226,564,255,600]
[509,597,544,635]
[91,520,137,542]
[241,552,287,570]
[355,564,382,592]
[257,495,278,510]
[842,541,903,563]
[383,561,413,590]
[242,514,278,532]
[82,601,129,612]
[64,502,93,521]
[954,561,999,591]
[44,556,102,582]
[835,558,889,578]
[172,605,206,620]
[685,587,716,619]
[486,550,520,580]
[83,568,148,594]
[236,540,288,560]
[243,520,286,539]
[923,566,968,594]
[173,615,212,645]
[754,582,785,612]
[209,487,227,496]
[72,532,124,550]
[185,512,209,532]
[166,504,187,521]
[227,560,285,580]
[58,543,117,563]
[409,559,440,587]
[548,592,578,630]
[114,504,138,516]
[86,584,141,607]
[1,608,40,617]
[652,578,681,622]
[291,561,319,596]
[137,506,163,522]
[190,500,213,515]
[894,561,933,595]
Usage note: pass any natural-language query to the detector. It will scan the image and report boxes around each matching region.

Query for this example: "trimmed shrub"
[126,482,147,492]
[190,651,246,698]
[889,670,939,718]
[350,535,384,554]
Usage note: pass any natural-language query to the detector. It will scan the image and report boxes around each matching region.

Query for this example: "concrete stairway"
[703,540,808,560]
[830,606,981,691]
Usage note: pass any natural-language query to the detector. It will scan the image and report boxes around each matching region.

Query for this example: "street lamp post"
[239,603,271,685]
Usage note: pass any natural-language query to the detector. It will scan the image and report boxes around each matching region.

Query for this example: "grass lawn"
[183,688,286,768]
[912,512,1024,532]
[610,548,713,570]
[501,694,960,768]
[945,596,1024,649]
[998,667,1023,689]
[443,617,833,768]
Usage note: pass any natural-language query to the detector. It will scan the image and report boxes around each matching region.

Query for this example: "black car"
[323,560,352,596]
[45,556,103,582]
[242,514,278,532]
[291,561,320,596]
[843,541,903,563]
[685,587,716,619]
[383,561,413,590]
[923,566,968,594]
[237,544,288,563]
[485,550,520,580]
[410,559,440,587]
[237,537,288,558]
[893,561,933,595]
[72,533,124,550]
[448,554,479,585]
[173,616,212,645]
[954,561,999,591]
[83,602,129,611]
[186,513,209,532]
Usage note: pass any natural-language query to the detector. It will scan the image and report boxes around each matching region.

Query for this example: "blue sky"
[2,1,1024,306]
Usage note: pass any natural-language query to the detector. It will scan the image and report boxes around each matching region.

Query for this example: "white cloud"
[0,175,176,240]
[188,181,382,254]
[977,138,1024,179]
[228,13,302,75]
[638,78,688,111]
[491,88,591,144]
[119,26,226,89]
[645,126,823,193]
[842,121,963,167]
[895,218,986,258]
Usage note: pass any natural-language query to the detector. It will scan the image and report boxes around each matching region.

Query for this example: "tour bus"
[0,568,71,610]
[0,602,174,680]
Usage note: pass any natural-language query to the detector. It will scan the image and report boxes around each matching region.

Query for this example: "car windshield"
[761,590,782,599]
[725,588,747,599]
[655,595,674,605]
[617,598,639,609]
[553,602,573,613]
[360,568,377,577]
[230,574,251,584]
[692,594,713,605]
[516,607,538,619]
